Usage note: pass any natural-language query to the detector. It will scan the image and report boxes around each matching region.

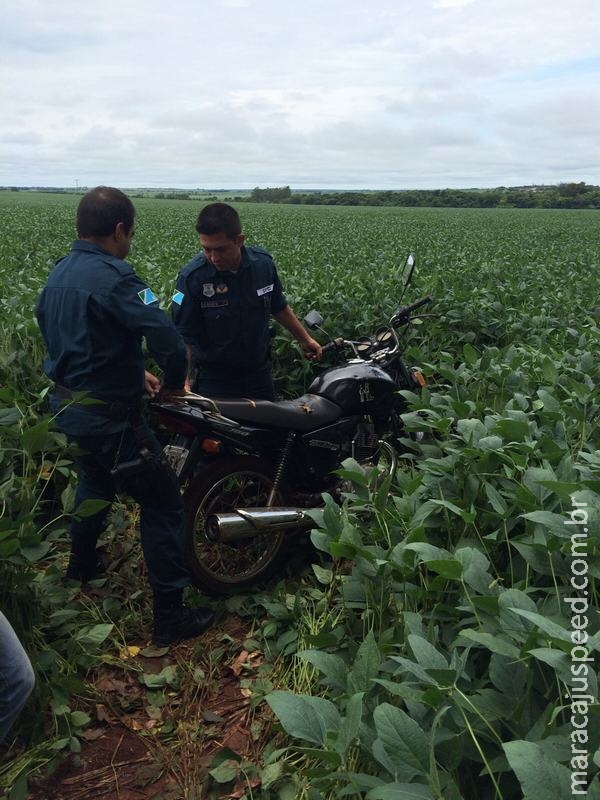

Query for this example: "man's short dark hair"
[195,203,242,240]
[76,186,135,238]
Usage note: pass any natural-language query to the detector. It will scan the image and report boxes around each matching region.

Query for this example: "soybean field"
[0,191,599,799]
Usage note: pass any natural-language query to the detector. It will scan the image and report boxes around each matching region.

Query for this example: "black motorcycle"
[154,255,431,594]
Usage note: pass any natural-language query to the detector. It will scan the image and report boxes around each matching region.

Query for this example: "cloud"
[1,0,600,187]
[433,0,476,7]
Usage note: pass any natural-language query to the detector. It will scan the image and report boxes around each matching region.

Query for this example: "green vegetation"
[254,182,600,209]
[0,192,599,798]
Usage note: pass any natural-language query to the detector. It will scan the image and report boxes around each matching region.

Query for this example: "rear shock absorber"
[267,432,295,506]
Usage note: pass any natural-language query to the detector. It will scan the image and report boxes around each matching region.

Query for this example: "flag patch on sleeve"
[172,291,184,305]
[138,288,159,305]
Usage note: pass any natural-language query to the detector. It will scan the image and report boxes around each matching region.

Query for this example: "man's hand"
[144,371,161,397]
[299,336,323,361]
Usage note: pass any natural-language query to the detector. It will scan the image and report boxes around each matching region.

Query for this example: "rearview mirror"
[304,310,324,330]
[404,253,416,287]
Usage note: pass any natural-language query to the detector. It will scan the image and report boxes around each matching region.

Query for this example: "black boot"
[64,549,106,583]
[152,590,215,646]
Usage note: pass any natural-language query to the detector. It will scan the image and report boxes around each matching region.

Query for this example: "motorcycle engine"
[352,422,380,463]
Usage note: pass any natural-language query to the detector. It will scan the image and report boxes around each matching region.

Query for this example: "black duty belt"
[53,384,142,421]
[199,358,270,376]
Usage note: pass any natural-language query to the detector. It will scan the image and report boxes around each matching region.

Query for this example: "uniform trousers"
[0,612,35,744]
[70,423,190,593]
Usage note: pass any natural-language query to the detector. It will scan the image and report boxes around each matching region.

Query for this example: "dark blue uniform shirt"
[36,240,187,435]
[172,245,287,374]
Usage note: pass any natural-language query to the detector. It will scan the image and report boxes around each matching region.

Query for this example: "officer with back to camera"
[172,202,322,399]
[35,186,214,646]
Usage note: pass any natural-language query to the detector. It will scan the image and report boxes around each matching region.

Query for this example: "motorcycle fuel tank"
[308,361,396,419]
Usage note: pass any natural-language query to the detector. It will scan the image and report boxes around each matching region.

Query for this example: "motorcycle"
[154,254,432,594]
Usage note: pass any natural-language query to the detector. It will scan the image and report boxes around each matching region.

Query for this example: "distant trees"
[246,184,600,210]
[250,185,292,202]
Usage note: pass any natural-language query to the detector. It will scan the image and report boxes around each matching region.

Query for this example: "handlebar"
[321,337,345,356]
[391,295,432,327]
[319,295,432,359]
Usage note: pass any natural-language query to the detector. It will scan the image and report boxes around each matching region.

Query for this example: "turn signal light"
[413,370,427,387]
[201,438,222,454]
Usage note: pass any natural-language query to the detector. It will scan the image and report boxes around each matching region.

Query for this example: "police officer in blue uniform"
[172,203,321,399]
[35,187,214,646]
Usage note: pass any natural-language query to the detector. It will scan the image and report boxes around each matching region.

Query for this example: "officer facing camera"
[172,202,322,400]
[35,186,214,647]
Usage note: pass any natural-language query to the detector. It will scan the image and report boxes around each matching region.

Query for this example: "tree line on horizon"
[4,181,599,209]
[248,182,600,209]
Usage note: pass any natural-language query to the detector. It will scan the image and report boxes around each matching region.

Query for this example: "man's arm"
[273,306,322,360]
[184,343,193,393]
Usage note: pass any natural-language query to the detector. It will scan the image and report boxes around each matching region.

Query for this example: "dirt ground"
[25,616,271,800]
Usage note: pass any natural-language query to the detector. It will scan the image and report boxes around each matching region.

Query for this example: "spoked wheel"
[183,456,288,595]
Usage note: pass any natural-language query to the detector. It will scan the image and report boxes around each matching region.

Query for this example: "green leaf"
[312,564,333,584]
[454,547,492,593]
[527,648,570,678]
[493,417,530,442]
[408,635,448,670]
[485,482,508,514]
[503,740,574,799]
[477,435,503,451]
[458,629,520,659]
[456,418,486,444]
[366,783,434,800]
[70,711,91,728]
[425,559,463,579]
[75,623,113,647]
[298,650,348,690]
[260,762,284,790]
[21,541,52,562]
[266,691,341,746]
[0,407,22,427]
[140,665,179,689]
[73,498,111,518]
[372,703,430,781]
[462,343,478,366]
[338,692,364,755]
[21,419,53,455]
[507,608,571,643]
[498,589,538,635]
[209,759,239,783]
[521,510,570,537]
[348,630,381,694]
[429,498,476,523]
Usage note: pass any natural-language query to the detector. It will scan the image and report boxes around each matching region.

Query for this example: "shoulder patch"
[172,290,184,305]
[138,288,159,305]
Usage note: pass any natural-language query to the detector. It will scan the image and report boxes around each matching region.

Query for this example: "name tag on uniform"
[257,284,274,296]
[201,299,229,309]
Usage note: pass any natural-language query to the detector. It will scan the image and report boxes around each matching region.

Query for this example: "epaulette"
[179,253,209,278]
[247,245,274,261]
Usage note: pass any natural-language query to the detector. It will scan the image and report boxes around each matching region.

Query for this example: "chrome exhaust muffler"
[205,507,317,543]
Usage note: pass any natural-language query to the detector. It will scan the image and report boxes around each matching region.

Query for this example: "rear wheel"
[183,456,288,594]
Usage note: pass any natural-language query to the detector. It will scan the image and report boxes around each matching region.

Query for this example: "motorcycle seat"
[208,393,342,432]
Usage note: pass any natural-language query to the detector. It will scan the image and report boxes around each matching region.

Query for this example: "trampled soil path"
[26,615,271,800]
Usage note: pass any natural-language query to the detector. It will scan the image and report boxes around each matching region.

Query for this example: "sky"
[2,0,600,190]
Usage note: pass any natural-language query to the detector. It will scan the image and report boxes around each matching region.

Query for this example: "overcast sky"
[2,0,600,189]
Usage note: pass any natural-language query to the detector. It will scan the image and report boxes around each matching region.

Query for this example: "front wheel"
[183,456,288,595]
